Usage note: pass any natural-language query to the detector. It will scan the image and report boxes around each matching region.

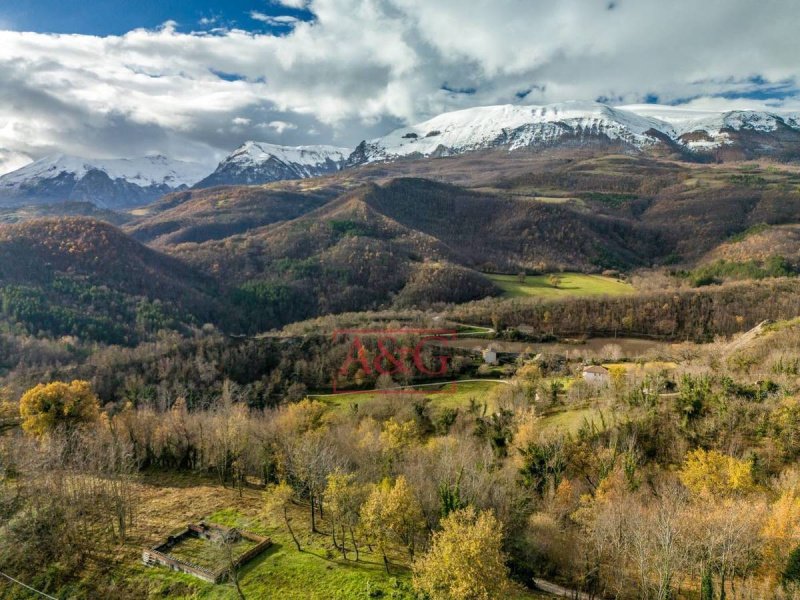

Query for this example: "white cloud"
[264,120,298,133]
[0,0,798,163]
[250,12,300,26]
[273,0,309,8]
[0,149,32,176]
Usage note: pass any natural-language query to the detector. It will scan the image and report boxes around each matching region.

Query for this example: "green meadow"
[488,272,635,299]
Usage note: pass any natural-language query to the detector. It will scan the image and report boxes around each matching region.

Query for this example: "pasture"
[488,272,635,299]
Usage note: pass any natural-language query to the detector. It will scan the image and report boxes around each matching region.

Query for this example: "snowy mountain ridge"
[349,101,800,163]
[0,154,210,209]
[0,154,208,188]
[194,141,349,188]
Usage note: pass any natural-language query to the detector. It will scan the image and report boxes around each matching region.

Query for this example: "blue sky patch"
[0,1,313,36]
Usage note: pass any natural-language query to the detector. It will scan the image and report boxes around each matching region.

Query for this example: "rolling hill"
[155,176,664,325]
[0,218,231,343]
[125,180,346,246]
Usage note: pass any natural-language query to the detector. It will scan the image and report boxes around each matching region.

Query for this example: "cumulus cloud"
[0,0,798,165]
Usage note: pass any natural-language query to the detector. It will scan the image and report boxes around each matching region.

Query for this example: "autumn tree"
[380,418,419,467]
[763,485,800,567]
[679,449,755,498]
[691,498,765,599]
[324,469,366,560]
[263,481,302,551]
[19,380,100,436]
[361,475,425,572]
[281,430,338,533]
[413,506,512,600]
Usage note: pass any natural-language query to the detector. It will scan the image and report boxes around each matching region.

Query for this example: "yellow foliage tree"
[678,449,755,498]
[361,475,425,572]
[324,469,366,560]
[0,385,17,420]
[413,506,512,600]
[608,365,628,391]
[19,380,100,436]
[263,481,302,552]
[763,490,800,566]
[380,418,419,463]
[274,398,327,434]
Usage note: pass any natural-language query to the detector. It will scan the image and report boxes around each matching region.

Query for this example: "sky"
[0,0,799,174]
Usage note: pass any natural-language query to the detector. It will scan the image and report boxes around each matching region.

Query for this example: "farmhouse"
[582,364,610,385]
[482,346,498,365]
[142,522,271,583]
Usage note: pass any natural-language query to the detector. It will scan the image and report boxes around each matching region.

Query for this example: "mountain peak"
[194,141,349,188]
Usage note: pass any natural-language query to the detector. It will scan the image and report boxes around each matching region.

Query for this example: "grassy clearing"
[603,361,678,374]
[538,407,605,436]
[316,380,505,415]
[454,324,494,335]
[488,272,634,299]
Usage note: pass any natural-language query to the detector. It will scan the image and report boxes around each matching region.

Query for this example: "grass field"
[538,407,606,436]
[315,380,505,415]
[488,272,634,299]
[603,361,678,374]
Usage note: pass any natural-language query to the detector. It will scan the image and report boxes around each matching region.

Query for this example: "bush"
[782,546,800,587]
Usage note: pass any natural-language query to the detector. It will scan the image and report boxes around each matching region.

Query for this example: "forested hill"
[0,218,232,344]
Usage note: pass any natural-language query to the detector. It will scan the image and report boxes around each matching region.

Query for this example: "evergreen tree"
[782,546,800,588]
[701,569,714,600]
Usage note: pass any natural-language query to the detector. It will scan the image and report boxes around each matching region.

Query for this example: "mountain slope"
[126,181,345,246]
[623,104,800,160]
[347,102,800,165]
[0,218,230,343]
[195,142,349,188]
[0,154,210,209]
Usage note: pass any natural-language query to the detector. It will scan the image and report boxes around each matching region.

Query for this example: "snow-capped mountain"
[0,154,210,209]
[195,142,349,188]
[347,101,800,164]
[620,104,800,153]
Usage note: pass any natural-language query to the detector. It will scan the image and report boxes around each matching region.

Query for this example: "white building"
[582,365,610,385]
[482,347,498,365]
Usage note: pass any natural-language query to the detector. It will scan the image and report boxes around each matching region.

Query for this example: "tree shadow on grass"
[238,539,411,580]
